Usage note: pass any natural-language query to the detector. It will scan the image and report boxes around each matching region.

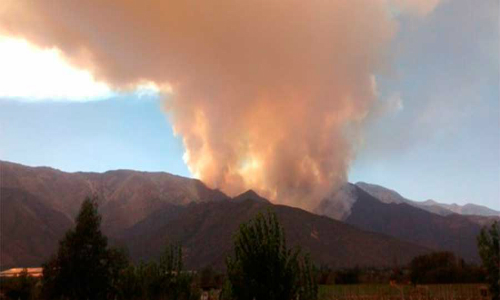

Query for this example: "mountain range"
[355,182,500,217]
[1,160,497,270]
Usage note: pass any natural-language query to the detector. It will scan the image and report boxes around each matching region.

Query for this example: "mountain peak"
[233,189,270,204]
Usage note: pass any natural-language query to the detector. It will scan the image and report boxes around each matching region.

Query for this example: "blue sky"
[351,0,499,208]
[0,95,190,176]
[0,0,498,209]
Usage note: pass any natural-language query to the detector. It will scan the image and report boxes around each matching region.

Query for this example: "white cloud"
[0,36,113,101]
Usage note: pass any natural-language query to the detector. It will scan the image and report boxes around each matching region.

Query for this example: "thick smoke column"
[0,0,441,209]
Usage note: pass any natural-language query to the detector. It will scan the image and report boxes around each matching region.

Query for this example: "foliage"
[334,268,361,285]
[219,279,233,300]
[115,244,199,300]
[41,197,128,300]
[317,267,402,285]
[226,210,318,300]
[0,269,40,300]
[318,283,487,299]
[477,221,499,300]
[199,265,224,290]
[409,251,484,284]
[36,196,200,300]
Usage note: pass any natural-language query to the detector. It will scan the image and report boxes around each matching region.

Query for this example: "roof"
[0,268,43,277]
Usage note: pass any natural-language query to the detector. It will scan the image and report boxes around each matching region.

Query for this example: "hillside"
[344,186,483,262]
[0,188,73,268]
[1,160,228,234]
[356,182,500,217]
[1,160,489,269]
[120,197,430,270]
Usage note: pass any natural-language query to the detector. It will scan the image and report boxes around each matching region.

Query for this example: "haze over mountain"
[346,186,484,262]
[356,182,500,217]
[1,160,495,269]
[315,183,498,262]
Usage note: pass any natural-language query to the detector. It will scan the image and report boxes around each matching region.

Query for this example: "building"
[0,268,43,278]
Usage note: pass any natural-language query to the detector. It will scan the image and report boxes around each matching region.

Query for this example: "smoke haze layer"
[0,0,443,209]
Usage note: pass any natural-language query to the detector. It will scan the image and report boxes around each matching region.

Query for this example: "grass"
[319,284,489,299]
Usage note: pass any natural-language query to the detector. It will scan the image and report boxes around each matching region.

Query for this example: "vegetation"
[316,266,407,286]
[41,197,128,300]
[29,197,198,300]
[318,283,488,299]
[332,268,361,285]
[115,245,199,300]
[2,196,496,300]
[477,221,499,300]
[0,269,39,300]
[409,251,484,284]
[224,210,318,300]
[199,266,224,291]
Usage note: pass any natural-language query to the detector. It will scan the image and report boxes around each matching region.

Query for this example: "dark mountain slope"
[2,160,483,270]
[121,200,430,270]
[345,187,483,262]
[0,188,73,269]
[232,189,270,204]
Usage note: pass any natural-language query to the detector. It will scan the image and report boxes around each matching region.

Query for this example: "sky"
[0,0,498,210]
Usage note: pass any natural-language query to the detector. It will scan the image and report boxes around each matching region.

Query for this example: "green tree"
[408,251,483,284]
[41,197,128,300]
[158,244,197,300]
[477,221,499,300]
[226,210,317,300]
[199,266,217,290]
[410,252,458,284]
[115,244,199,300]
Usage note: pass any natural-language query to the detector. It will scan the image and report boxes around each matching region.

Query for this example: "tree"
[0,269,39,300]
[41,197,128,300]
[199,266,217,290]
[334,268,361,284]
[115,244,199,300]
[226,210,317,300]
[477,221,499,300]
[410,252,457,284]
[157,244,197,300]
[409,251,483,284]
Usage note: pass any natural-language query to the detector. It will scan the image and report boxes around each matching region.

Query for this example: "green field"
[319,284,489,300]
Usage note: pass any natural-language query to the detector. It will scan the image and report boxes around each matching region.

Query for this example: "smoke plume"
[0,0,443,208]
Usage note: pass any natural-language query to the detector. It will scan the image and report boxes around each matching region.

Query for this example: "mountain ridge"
[0,160,494,269]
[356,181,500,217]
[119,199,430,270]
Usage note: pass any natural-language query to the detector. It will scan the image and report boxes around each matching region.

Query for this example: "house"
[0,268,43,278]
